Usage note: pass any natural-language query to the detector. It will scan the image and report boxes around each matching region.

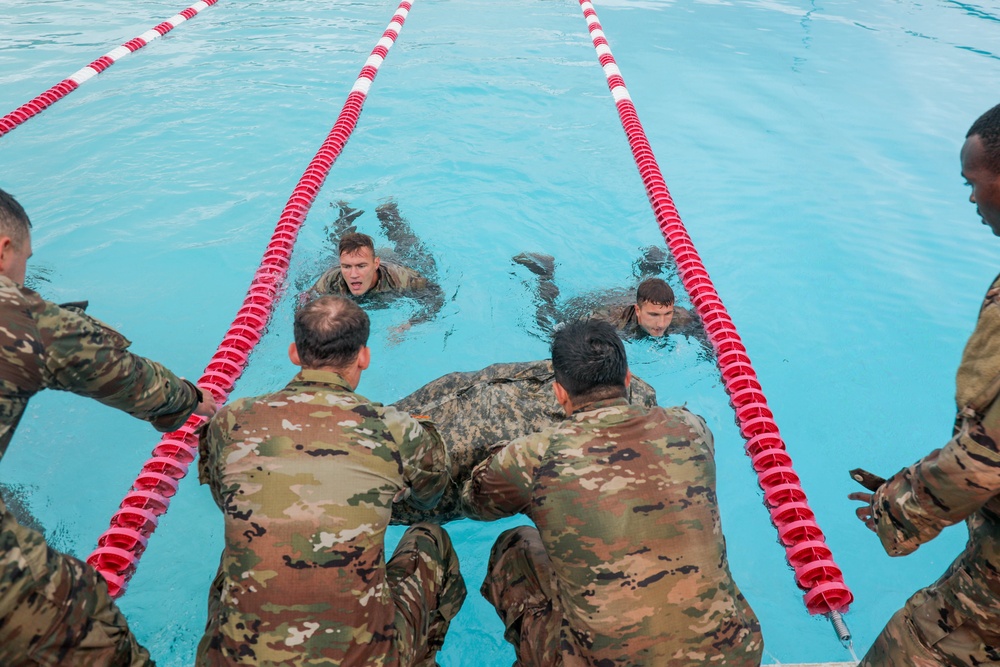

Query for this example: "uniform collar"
[290,369,354,392]
[570,396,634,419]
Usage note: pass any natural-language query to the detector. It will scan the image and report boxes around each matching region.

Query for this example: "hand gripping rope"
[573,0,855,648]
[0,0,219,139]
[85,0,415,599]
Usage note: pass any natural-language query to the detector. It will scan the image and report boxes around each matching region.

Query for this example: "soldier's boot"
[512,252,555,280]
[633,245,671,279]
[377,200,436,276]
[329,200,364,241]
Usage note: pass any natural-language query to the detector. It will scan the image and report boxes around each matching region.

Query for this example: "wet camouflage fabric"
[389,360,658,525]
[0,274,199,666]
[461,397,763,666]
[861,273,1000,666]
[196,369,462,666]
[310,260,430,298]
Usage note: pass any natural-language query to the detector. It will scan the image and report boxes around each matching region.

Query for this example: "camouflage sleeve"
[39,303,198,432]
[460,433,546,521]
[197,406,231,509]
[871,395,1000,556]
[385,408,450,510]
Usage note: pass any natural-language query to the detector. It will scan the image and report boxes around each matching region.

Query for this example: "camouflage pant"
[860,568,1000,667]
[0,509,151,667]
[481,526,562,667]
[483,527,763,667]
[389,523,468,667]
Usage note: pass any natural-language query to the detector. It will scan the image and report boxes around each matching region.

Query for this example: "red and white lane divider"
[574,0,855,641]
[85,0,415,599]
[0,0,219,138]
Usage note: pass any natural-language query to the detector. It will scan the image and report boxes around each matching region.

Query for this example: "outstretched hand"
[848,491,876,532]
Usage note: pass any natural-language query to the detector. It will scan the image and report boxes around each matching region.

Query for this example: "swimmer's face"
[0,234,31,286]
[634,301,674,337]
[961,134,1000,236]
[339,248,380,296]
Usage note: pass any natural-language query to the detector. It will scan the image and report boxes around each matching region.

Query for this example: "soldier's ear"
[288,342,302,366]
[553,381,572,413]
[357,345,371,371]
[625,370,632,388]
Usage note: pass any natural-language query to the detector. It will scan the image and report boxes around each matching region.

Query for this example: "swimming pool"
[2,0,999,663]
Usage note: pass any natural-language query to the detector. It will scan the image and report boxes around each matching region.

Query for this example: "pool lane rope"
[0,0,219,139]
[573,0,855,644]
[85,0,415,599]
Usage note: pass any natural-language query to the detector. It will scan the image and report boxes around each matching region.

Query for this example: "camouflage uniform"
[310,260,431,297]
[461,397,762,667]
[389,361,657,526]
[0,274,201,666]
[860,274,1000,666]
[196,369,466,666]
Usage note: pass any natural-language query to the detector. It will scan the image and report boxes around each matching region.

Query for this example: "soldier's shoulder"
[651,404,710,435]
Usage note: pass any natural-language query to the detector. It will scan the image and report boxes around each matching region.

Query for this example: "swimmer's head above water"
[338,232,381,296]
[633,277,675,337]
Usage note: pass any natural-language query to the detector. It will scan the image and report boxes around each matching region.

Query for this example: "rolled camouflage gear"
[389,360,658,525]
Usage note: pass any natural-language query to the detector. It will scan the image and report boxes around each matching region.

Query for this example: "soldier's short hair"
[294,296,370,369]
[338,232,376,258]
[968,103,1000,175]
[636,278,674,307]
[552,319,628,402]
[0,188,32,250]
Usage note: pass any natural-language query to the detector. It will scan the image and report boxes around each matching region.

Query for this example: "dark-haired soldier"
[587,277,702,340]
[512,249,706,344]
[848,106,1000,666]
[197,296,465,666]
[0,187,217,665]
[461,319,761,667]
[309,201,443,328]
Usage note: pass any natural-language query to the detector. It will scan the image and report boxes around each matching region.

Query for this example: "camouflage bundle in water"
[389,360,657,525]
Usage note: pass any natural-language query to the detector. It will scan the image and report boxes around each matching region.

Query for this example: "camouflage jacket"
[0,274,198,462]
[196,369,450,666]
[871,273,1000,623]
[310,260,429,297]
[588,302,702,340]
[461,398,758,665]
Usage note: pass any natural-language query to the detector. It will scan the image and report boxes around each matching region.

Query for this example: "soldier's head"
[291,296,371,388]
[964,103,1000,236]
[551,319,631,413]
[0,188,32,286]
[633,278,675,337]
[338,232,380,296]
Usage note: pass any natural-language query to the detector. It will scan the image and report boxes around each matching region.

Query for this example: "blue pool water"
[2,0,1000,663]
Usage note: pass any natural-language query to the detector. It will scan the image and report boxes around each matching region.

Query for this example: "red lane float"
[0,0,220,139]
[86,0,415,598]
[574,0,853,619]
